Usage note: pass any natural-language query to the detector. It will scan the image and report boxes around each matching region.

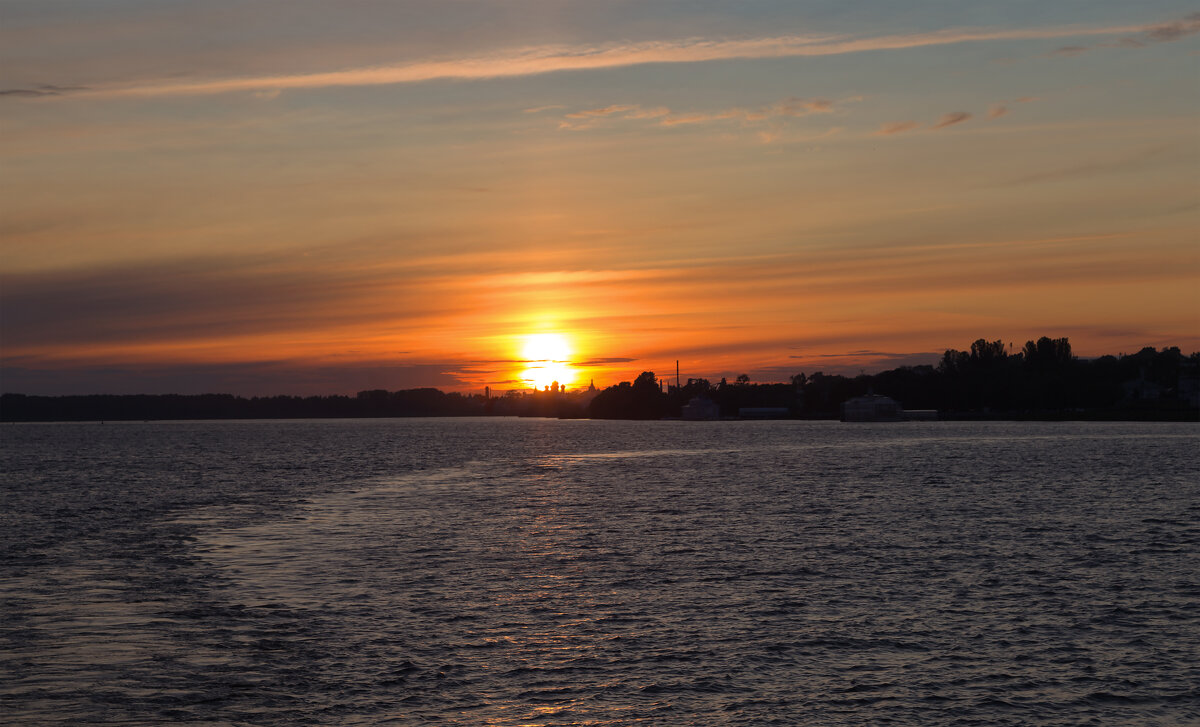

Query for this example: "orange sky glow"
[1,3,1197,395]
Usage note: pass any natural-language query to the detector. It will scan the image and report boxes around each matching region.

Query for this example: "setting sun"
[519,333,576,390]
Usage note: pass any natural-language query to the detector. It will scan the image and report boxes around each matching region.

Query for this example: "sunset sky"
[2,1,1198,395]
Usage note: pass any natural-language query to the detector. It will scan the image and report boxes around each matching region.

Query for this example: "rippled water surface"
[2,419,1198,725]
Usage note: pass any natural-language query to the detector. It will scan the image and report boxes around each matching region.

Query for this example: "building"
[841,394,904,422]
[681,396,720,420]
[1179,376,1200,408]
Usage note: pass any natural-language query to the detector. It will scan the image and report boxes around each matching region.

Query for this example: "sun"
[520,333,576,390]
[522,333,571,363]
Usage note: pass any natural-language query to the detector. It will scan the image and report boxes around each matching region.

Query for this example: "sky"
[1,1,1198,395]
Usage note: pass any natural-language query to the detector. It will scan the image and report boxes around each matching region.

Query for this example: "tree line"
[2,337,1196,421]
[587,338,1197,420]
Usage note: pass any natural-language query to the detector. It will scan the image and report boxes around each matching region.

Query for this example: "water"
[1,419,1197,725]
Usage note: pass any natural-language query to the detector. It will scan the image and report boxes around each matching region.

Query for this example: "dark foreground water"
[1,419,1197,726]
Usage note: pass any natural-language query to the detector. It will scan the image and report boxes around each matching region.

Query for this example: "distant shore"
[4,337,1197,423]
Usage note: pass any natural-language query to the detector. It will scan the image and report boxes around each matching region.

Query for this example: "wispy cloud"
[1051,45,1091,56]
[879,101,1025,136]
[560,97,843,131]
[1049,11,1200,56]
[932,111,973,129]
[989,143,1176,186]
[778,97,837,116]
[623,106,671,120]
[0,360,472,397]
[877,120,920,135]
[659,109,751,127]
[564,104,638,119]
[576,357,638,367]
[0,252,469,353]
[788,349,943,369]
[0,84,88,98]
[10,18,1177,100]
[1143,12,1200,41]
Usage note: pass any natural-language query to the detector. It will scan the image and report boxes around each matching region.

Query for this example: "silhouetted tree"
[589,372,668,419]
[1023,336,1072,369]
[970,338,1008,363]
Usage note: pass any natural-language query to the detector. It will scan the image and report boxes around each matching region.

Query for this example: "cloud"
[564,104,637,119]
[877,120,920,135]
[0,84,88,98]
[778,97,835,116]
[16,18,1174,100]
[1049,12,1200,57]
[0,361,472,396]
[932,111,972,129]
[1101,37,1147,49]
[561,96,844,131]
[560,104,659,129]
[623,106,670,119]
[0,89,51,98]
[576,357,638,367]
[985,95,1037,120]
[789,350,944,370]
[5,225,1191,393]
[0,251,469,353]
[1143,12,1200,42]
[659,110,741,126]
[990,144,1175,186]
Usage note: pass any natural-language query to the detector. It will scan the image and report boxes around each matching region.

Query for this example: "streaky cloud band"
[26,18,1182,100]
